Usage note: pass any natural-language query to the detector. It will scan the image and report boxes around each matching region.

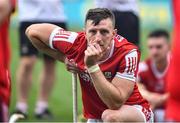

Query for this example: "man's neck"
[155,58,168,73]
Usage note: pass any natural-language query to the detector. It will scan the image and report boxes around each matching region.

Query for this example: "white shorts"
[133,105,154,123]
[87,105,154,123]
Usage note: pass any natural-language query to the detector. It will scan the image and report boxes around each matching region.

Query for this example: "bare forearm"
[26,24,66,62]
[83,35,135,109]
[89,70,124,109]
[138,83,154,101]
[139,85,168,108]
[28,34,65,62]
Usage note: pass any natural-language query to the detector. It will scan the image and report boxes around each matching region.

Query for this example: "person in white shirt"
[14,0,67,119]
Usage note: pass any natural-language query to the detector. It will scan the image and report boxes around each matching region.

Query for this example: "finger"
[69,59,75,63]
[87,45,95,54]
[67,69,78,73]
[94,43,102,53]
[67,65,78,70]
[88,44,100,55]
[65,58,75,65]
[68,62,77,67]
[66,63,78,71]
[69,59,76,65]
[90,44,101,54]
[67,59,78,67]
[66,66,76,72]
[85,49,91,56]
[67,67,80,73]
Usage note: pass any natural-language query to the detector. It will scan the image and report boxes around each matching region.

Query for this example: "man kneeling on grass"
[25,8,154,122]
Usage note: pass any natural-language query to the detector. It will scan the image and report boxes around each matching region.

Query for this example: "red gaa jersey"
[49,28,150,119]
[138,59,169,109]
[138,59,169,94]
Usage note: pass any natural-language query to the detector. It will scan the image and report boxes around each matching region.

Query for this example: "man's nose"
[151,47,158,54]
[95,32,102,42]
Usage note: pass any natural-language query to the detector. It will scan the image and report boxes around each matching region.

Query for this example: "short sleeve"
[49,27,78,54]
[115,50,139,82]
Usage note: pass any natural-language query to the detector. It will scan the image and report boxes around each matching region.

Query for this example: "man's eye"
[100,30,109,35]
[148,46,153,49]
[89,30,96,34]
[156,45,162,49]
[148,45,162,49]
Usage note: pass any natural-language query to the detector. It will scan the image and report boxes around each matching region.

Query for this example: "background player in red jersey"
[25,8,153,122]
[138,29,170,122]
[0,0,15,121]
[165,0,180,121]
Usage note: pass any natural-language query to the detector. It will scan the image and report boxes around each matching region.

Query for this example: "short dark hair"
[148,29,170,41]
[85,8,115,27]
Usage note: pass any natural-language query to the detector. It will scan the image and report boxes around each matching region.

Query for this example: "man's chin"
[101,46,109,52]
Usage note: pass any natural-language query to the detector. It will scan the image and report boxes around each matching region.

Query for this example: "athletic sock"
[16,102,28,114]
[35,101,48,114]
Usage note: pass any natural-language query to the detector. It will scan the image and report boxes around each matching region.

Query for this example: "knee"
[44,59,55,70]
[20,57,37,71]
[101,109,119,122]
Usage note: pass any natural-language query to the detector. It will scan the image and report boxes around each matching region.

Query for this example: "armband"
[87,64,100,73]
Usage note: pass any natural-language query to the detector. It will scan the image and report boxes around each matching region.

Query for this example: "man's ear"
[113,29,117,36]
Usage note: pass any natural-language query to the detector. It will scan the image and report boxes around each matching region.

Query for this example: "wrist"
[87,64,100,73]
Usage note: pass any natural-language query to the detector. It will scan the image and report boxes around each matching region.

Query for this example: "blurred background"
[9,0,172,122]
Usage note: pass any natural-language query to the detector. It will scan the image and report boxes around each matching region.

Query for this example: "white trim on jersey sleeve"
[61,31,78,43]
[115,49,138,82]
[49,27,62,50]
[49,27,78,50]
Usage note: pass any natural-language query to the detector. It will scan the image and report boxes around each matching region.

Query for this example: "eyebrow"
[88,28,109,32]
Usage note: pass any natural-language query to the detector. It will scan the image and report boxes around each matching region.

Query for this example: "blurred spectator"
[165,0,180,121]
[138,29,170,122]
[14,0,67,119]
[0,0,16,122]
[94,0,140,46]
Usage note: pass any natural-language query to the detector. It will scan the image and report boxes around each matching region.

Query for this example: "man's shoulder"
[113,35,140,60]
[76,31,86,39]
[74,31,86,43]
[70,31,86,51]
[114,35,139,51]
